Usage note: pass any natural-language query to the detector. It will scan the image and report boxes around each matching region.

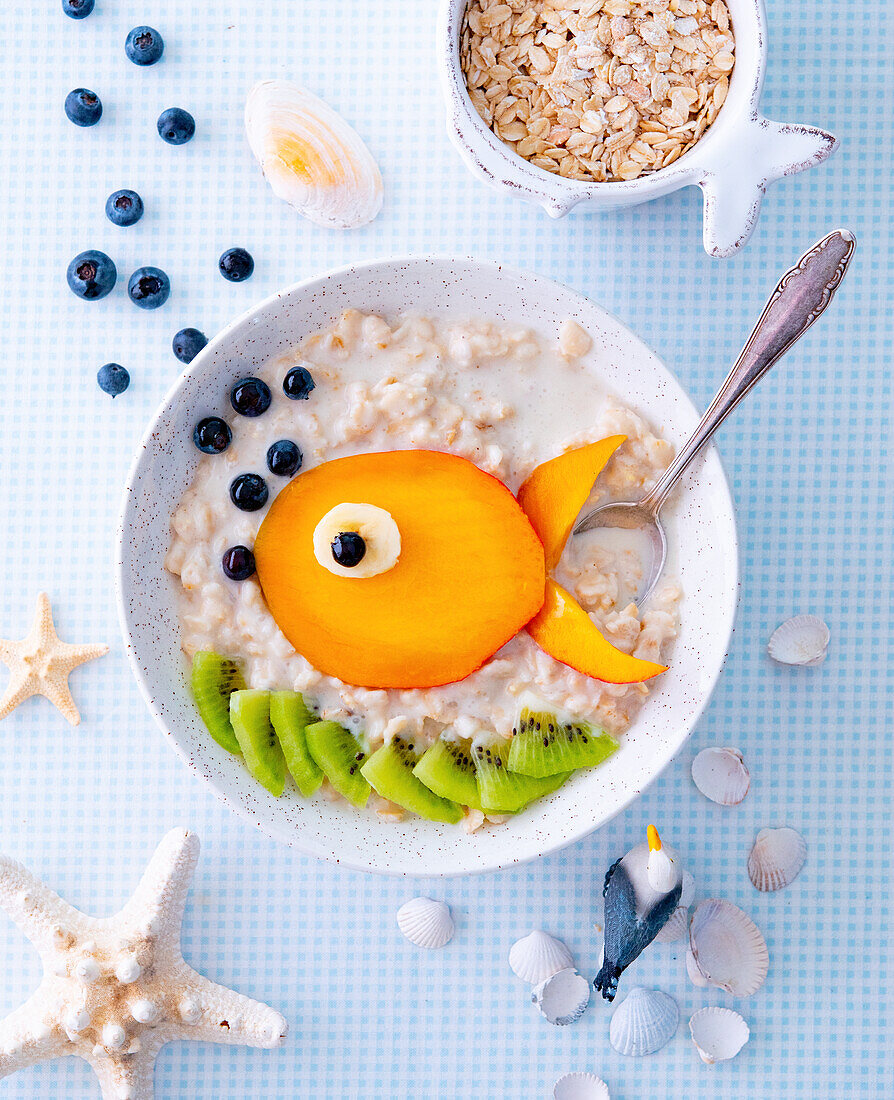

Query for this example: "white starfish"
[0,828,287,1099]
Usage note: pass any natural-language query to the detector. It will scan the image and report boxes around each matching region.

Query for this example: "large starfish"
[0,592,108,725]
[0,828,287,1099]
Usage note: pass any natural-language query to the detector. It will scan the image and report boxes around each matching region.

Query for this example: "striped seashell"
[396,897,454,949]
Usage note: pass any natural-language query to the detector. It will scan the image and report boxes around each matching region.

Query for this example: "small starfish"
[0,828,287,1099]
[0,592,108,725]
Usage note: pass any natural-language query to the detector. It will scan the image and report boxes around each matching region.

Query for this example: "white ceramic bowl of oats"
[439,0,837,256]
[117,256,737,875]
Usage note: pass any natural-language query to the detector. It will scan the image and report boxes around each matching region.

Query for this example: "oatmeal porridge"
[166,309,680,826]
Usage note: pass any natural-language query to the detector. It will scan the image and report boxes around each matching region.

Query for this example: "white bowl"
[117,256,738,876]
[438,0,837,256]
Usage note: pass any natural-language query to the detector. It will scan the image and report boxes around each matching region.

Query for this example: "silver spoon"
[574,228,856,605]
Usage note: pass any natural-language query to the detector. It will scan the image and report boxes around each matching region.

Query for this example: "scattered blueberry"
[125,26,164,65]
[67,250,117,300]
[266,440,303,478]
[193,416,232,455]
[97,363,130,397]
[222,545,256,581]
[65,88,102,127]
[219,247,254,282]
[230,473,268,512]
[230,377,271,417]
[172,327,208,364]
[157,107,195,145]
[62,0,94,18]
[283,366,315,400]
[331,532,367,568]
[128,266,170,309]
[105,189,144,227]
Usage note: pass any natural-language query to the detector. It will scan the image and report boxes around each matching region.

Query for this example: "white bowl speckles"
[116,256,737,876]
[438,0,837,256]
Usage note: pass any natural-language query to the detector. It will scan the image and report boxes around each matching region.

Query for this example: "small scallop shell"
[509,930,574,984]
[396,897,454,949]
[609,987,678,1057]
[655,905,690,944]
[532,968,590,1026]
[747,827,807,892]
[245,80,383,229]
[554,1072,611,1100]
[768,615,830,666]
[691,747,750,805]
[689,1007,750,1064]
[689,899,769,996]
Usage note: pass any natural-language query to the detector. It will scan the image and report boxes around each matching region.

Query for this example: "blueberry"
[157,107,195,145]
[65,88,102,127]
[283,366,315,401]
[97,363,129,397]
[266,440,303,478]
[331,532,366,568]
[219,247,254,282]
[229,473,268,512]
[105,189,144,227]
[62,0,94,18]
[230,377,271,417]
[125,26,164,65]
[193,416,232,455]
[172,327,208,364]
[222,545,256,581]
[67,250,116,300]
[128,266,170,309]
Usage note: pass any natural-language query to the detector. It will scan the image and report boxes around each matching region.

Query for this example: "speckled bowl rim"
[116,256,738,876]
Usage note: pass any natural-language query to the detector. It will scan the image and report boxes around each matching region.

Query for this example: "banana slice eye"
[313,503,401,578]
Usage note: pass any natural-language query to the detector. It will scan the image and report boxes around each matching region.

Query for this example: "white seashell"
[679,870,696,909]
[691,747,750,805]
[74,958,101,983]
[768,615,830,666]
[396,897,454,949]
[532,968,590,1026]
[689,1006,750,1064]
[509,930,574,984]
[102,1023,127,1051]
[609,987,678,1056]
[245,80,383,230]
[655,905,689,944]
[747,827,807,892]
[689,899,769,996]
[554,1072,611,1100]
[179,998,202,1025]
[63,1007,91,1033]
[115,955,142,984]
[130,999,158,1024]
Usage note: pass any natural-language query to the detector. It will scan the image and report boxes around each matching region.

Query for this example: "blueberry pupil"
[331,532,366,568]
[77,261,96,280]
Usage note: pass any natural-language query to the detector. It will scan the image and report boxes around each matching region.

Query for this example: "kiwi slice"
[229,690,286,796]
[190,651,246,754]
[269,691,323,797]
[413,737,482,810]
[507,702,618,778]
[474,738,572,814]
[361,736,463,823]
[305,720,371,809]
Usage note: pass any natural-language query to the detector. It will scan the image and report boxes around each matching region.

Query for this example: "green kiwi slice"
[190,651,246,754]
[413,737,482,810]
[361,736,463,823]
[305,720,371,809]
[229,690,286,797]
[269,691,323,797]
[474,737,572,814]
[507,701,618,778]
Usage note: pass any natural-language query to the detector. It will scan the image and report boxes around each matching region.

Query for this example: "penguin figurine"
[594,825,683,1001]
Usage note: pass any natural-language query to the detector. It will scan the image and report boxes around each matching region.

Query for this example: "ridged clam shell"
[609,987,678,1056]
[655,905,690,944]
[691,747,750,805]
[747,827,807,892]
[689,899,769,996]
[689,1007,750,1064]
[554,1072,611,1100]
[245,80,383,229]
[396,897,454,949]
[768,615,830,666]
[509,930,574,984]
[532,968,590,1026]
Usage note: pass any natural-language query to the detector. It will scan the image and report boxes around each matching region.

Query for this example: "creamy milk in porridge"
[166,310,680,822]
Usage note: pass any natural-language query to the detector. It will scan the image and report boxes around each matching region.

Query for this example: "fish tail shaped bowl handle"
[698,115,838,257]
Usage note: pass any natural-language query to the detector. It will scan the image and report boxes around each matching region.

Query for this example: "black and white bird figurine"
[594,825,683,1001]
